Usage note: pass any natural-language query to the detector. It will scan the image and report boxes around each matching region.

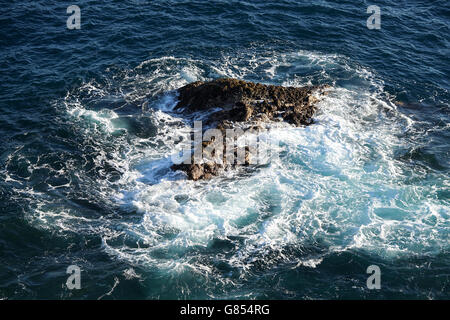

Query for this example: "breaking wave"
[14,49,449,297]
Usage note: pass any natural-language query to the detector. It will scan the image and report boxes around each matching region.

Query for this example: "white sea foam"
[24,49,449,277]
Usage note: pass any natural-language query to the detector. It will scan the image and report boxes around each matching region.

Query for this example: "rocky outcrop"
[175,78,324,126]
[171,78,328,180]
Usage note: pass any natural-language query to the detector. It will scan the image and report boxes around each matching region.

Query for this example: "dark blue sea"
[0,0,449,299]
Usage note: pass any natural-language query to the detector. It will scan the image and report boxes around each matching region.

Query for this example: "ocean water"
[0,0,449,299]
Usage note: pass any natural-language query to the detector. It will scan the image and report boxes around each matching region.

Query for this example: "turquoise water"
[0,1,449,299]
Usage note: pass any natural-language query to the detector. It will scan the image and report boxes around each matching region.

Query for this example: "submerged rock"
[171,78,328,180]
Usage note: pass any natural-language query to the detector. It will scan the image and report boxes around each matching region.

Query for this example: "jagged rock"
[171,78,328,180]
[176,78,326,126]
